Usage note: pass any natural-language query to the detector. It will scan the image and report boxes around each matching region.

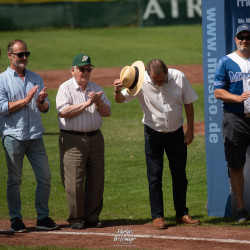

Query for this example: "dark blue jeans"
[144,125,188,219]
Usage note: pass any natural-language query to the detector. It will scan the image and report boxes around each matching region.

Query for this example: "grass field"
[0,25,202,71]
[1,25,249,250]
[0,85,205,222]
[0,85,245,228]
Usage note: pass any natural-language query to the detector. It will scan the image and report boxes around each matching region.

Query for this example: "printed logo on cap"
[82,55,89,62]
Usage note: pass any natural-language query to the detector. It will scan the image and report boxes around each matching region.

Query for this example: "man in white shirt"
[114,59,200,228]
[56,53,111,229]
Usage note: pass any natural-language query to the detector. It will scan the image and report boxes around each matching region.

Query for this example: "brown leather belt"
[60,129,99,136]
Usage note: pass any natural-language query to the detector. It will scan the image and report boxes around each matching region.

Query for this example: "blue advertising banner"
[202,0,250,217]
[202,0,230,217]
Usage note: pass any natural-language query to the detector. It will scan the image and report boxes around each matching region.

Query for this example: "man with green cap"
[56,53,111,229]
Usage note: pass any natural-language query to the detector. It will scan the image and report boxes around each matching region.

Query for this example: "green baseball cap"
[72,53,94,67]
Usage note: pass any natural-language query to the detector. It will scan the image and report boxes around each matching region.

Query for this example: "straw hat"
[120,60,145,96]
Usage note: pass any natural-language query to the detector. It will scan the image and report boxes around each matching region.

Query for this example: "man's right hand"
[113,79,126,103]
[114,79,123,92]
[26,85,39,103]
[8,85,39,114]
[214,89,250,103]
[239,91,250,103]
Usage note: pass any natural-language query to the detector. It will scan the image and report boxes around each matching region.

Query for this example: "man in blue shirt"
[0,39,60,232]
[214,24,250,222]
[0,46,15,236]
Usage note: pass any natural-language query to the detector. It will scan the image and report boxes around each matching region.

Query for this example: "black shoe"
[236,208,248,222]
[36,217,60,230]
[70,221,85,229]
[0,230,15,235]
[85,220,104,228]
[11,219,28,233]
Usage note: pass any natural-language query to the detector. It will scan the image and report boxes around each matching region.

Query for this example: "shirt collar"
[72,77,90,91]
[168,69,173,81]
[7,67,27,76]
[72,77,80,89]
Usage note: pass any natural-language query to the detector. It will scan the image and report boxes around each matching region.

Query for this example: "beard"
[12,60,28,70]
[237,44,250,54]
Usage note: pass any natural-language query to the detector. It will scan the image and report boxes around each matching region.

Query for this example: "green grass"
[0,25,202,71]
[0,25,248,250]
[0,86,249,250]
[1,85,248,229]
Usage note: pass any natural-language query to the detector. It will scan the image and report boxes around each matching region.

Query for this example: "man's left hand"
[37,87,48,104]
[88,91,103,105]
[184,130,194,146]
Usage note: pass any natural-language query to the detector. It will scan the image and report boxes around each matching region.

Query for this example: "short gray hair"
[7,39,27,53]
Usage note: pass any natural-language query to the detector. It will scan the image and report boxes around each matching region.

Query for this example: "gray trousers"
[59,130,104,224]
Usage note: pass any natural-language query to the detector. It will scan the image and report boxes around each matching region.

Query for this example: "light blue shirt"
[0,67,50,140]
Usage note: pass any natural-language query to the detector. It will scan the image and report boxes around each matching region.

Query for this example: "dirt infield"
[35,64,205,135]
[1,219,250,249]
[0,65,224,249]
[34,64,204,89]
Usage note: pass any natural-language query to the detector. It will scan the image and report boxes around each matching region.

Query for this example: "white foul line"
[33,231,250,245]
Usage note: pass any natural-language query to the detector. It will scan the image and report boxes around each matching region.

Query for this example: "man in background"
[214,24,250,222]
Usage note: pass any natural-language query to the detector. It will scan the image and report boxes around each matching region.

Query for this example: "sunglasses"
[77,67,93,73]
[237,35,250,41]
[11,52,31,58]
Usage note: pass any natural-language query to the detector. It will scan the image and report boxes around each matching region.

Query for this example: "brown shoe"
[176,215,200,225]
[153,217,167,229]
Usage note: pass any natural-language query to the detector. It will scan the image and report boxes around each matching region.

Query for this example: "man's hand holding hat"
[114,60,145,97]
[114,79,123,93]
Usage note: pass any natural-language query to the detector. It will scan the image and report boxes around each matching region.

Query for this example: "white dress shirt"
[122,69,198,132]
[56,77,111,132]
